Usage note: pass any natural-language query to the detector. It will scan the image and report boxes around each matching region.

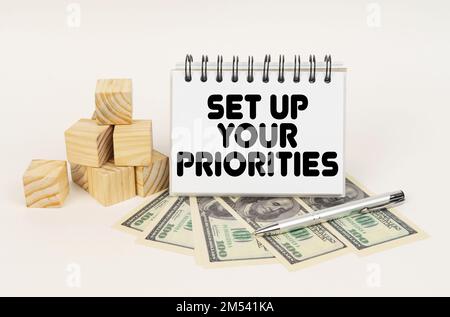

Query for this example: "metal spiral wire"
[262,54,271,83]
[200,55,208,82]
[309,54,316,83]
[247,56,254,83]
[184,54,332,83]
[278,55,285,83]
[232,56,239,82]
[184,54,193,82]
[324,55,332,83]
[293,55,301,82]
[216,55,223,82]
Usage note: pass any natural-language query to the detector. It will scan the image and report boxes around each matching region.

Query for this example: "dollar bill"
[137,196,194,255]
[190,197,276,268]
[217,196,349,270]
[298,177,426,254]
[114,189,176,236]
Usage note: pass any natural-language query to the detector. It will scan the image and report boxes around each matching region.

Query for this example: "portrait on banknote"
[197,197,235,220]
[302,180,365,210]
[232,197,301,222]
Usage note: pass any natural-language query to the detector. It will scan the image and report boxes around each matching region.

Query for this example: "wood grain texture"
[70,163,88,191]
[113,120,153,166]
[23,160,69,208]
[87,161,136,206]
[135,150,169,197]
[65,119,113,167]
[95,79,132,125]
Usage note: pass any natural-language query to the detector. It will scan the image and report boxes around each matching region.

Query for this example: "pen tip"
[254,224,279,236]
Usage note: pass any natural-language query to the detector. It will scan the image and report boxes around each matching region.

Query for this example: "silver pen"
[254,190,405,236]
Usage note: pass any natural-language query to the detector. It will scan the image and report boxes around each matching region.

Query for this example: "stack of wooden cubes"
[64,79,169,206]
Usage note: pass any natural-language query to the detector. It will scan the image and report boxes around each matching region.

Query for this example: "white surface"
[0,0,449,296]
[171,68,345,196]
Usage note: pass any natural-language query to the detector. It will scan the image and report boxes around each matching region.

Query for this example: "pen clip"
[362,191,405,213]
[361,202,394,213]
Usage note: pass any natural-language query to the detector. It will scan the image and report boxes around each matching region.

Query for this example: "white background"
[0,0,449,296]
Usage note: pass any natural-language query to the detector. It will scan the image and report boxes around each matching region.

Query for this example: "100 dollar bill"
[137,196,194,255]
[114,190,175,236]
[190,197,276,268]
[298,177,426,255]
[217,196,349,270]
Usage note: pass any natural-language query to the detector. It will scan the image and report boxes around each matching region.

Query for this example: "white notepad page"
[171,60,346,196]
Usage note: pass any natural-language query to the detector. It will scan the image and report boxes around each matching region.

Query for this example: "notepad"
[171,55,346,196]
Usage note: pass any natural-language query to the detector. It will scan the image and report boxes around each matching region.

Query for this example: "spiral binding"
[293,55,301,83]
[216,55,223,82]
[232,56,239,82]
[309,55,316,83]
[263,54,271,83]
[200,55,208,82]
[185,54,193,82]
[278,55,285,83]
[185,54,332,83]
[247,56,254,83]
[324,55,332,83]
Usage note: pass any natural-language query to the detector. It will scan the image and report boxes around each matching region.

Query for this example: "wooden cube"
[113,120,153,166]
[135,150,169,197]
[65,119,113,167]
[95,79,132,125]
[87,161,136,206]
[23,160,69,208]
[70,163,88,191]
